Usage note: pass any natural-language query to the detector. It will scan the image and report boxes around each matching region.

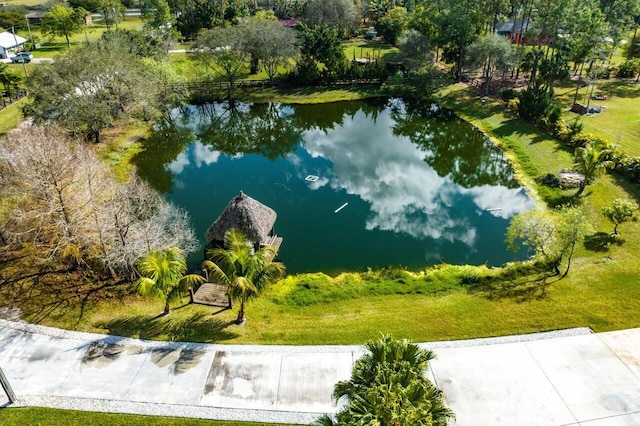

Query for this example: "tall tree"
[135,247,204,315]
[99,0,126,30]
[40,4,85,47]
[317,335,454,426]
[202,229,285,324]
[375,6,409,45]
[295,23,347,80]
[26,39,167,143]
[302,0,359,35]
[0,125,199,278]
[238,16,300,80]
[467,32,517,94]
[194,26,249,100]
[435,0,484,81]
[0,63,20,95]
[141,0,176,51]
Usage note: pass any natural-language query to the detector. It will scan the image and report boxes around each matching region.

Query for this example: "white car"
[11,52,33,63]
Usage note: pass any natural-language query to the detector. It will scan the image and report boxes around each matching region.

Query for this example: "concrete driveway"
[0,318,639,425]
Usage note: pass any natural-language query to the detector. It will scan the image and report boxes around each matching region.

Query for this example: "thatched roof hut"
[205,191,277,248]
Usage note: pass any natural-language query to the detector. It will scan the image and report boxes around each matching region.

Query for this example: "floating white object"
[334,202,349,213]
[305,175,319,182]
[486,208,503,212]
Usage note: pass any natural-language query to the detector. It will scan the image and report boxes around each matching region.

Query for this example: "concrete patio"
[0,318,639,425]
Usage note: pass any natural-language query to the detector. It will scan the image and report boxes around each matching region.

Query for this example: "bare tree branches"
[0,125,198,280]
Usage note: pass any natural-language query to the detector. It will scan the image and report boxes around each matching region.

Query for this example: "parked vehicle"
[11,52,32,63]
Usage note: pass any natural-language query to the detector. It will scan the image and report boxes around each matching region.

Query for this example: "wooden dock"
[190,283,231,308]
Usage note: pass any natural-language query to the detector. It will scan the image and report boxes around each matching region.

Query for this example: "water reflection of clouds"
[167,141,222,175]
[296,109,532,246]
[299,111,477,245]
[464,186,535,219]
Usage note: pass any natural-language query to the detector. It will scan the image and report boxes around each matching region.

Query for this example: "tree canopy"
[26,37,175,142]
[202,229,285,324]
[317,335,454,425]
[41,4,86,48]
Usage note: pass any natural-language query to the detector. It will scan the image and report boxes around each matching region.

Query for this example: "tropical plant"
[573,138,615,196]
[135,247,204,315]
[602,198,640,235]
[202,229,285,324]
[316,334,454,426]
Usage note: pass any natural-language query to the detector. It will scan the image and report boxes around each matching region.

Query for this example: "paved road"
[0,319,639,425]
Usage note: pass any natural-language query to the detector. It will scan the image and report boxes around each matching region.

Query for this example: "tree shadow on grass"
[96,312,239,343]
[466,272,559,302]
[583,232,625,252]
[597,80,640,99]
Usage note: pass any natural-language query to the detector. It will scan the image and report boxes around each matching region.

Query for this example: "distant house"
[0,32,27,59]
[495,17,533,44]
[26,11,44,25]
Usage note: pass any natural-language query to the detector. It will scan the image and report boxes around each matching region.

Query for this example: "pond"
[133,98,535,274]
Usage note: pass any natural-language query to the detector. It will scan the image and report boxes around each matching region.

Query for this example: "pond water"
[133,98,535,274]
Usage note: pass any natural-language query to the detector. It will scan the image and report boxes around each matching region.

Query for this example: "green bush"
[616,60,640,78]
[517,82,553,123]
[500,88,518,103]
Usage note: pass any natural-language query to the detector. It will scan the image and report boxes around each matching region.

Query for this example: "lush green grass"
[0,407,288,425]
[14,17,145,57]
[0,97,26,135]
[556,79,640,156]
[343,37,398,62]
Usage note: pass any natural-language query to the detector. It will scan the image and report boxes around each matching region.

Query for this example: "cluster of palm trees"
[316,335,454,425]
[135,228,284,322]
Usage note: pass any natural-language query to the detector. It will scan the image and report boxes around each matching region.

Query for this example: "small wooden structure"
[204,191,282,253]
[191,191,283,308]
[190,282,231,308]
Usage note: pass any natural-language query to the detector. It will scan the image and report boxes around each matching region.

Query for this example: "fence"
[0,89,27,111]
[168,78,387,102]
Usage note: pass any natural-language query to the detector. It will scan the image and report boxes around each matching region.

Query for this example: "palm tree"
[202,228,285,324]
[573,139,615,196]
[135,247,204,315]
[324,334,455,426]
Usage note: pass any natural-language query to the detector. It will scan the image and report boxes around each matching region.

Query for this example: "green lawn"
[14,17,145,58]
[0,97,26,136]
[0,407,288,426]
[343,37,398,62]
[556,79,640,156]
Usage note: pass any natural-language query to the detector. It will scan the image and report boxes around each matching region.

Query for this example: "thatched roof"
[205,192,277,244]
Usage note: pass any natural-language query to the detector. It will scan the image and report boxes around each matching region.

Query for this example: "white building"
[0,32,27,59]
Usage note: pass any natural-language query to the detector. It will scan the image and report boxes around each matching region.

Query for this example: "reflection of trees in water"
[133,98,516,195]
[391,100,518,189]
[132,123,194,193]
[289,97,388,132]
[196,102,302,159]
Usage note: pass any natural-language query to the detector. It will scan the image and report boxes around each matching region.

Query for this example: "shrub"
[518,82,553,123]
[616,60,640,78]
[500,88,518,103]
